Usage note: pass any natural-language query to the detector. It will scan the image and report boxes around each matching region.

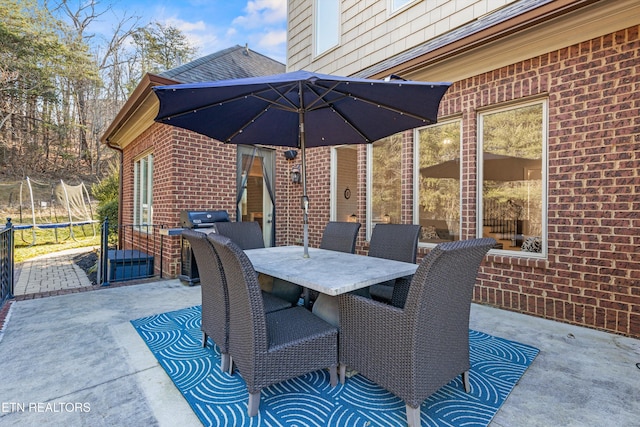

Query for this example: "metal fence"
[1,219,14,309]
[98,219,166,286]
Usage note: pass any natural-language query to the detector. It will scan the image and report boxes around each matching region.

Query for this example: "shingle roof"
[158,45,285,83]
[353,0,554,78]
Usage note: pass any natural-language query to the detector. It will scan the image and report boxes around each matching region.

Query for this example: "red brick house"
[285,0,640,338]
[101,45,286,277]
[104,2,639,338]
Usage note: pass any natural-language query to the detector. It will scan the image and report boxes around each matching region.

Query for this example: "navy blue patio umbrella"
[153,70,451,257]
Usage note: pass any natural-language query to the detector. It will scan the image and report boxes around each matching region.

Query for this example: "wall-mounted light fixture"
[291,164,302,184]
[284,150,298,160]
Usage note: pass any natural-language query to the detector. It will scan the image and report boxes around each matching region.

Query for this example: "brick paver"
[13,247,95,296]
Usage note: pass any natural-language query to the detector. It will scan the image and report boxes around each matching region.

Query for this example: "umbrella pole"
[299,108,310,258]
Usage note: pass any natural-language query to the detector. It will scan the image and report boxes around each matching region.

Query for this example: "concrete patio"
[0,253,638,426]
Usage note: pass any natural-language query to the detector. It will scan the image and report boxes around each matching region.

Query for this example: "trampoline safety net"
[0,177,97,245]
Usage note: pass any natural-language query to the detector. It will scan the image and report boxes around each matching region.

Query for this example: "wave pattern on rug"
[132,306,538,427]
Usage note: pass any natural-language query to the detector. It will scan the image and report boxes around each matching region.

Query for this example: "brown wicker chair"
[338,238,495,427]
[368,223,421,303]
[213,221,301,305]
[320,221,361,253]
[208,233,339,417]
[182,230,289,373]
[212,221,265,249]
[305,221,361,306]
[181,230,232,372]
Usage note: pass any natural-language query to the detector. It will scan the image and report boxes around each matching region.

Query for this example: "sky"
[89,0,288,64]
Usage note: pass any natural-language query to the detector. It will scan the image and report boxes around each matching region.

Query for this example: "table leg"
[302,287,311,308]
[312,293,339,327]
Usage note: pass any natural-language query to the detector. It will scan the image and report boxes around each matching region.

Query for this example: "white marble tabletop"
[244,246,418,296]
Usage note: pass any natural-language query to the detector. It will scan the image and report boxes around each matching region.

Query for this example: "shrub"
[92,163,119,243]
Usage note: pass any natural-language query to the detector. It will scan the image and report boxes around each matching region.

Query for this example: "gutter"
[101,73,178,244]
[361,0,602,79]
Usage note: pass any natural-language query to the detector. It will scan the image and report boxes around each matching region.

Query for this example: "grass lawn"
[13,224,101,264]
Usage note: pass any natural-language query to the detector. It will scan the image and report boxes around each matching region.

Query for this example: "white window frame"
[477,99,548,258]
[366,136,403,240]
[330,147,338,221]
[133,152,153,232]
[388,0,417,15]
[314,0,340,57]
[413,119,463,247]
[365,143,374,240]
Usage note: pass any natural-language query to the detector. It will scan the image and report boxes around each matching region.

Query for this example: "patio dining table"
[244,245,418,325]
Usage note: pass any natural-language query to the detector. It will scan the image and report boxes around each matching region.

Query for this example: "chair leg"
[405,403,421,427]
[329,365,338,386]
[220,353,230,373]
[339,363,347,384]
[248,390,261,417]
[462,370,470,393]
[202,332,208,348]
[227,356,234,375]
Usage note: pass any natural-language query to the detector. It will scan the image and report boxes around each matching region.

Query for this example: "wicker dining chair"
[368,223,421,304]
[338,238,495,427]
[212,221,265,249]
[182,230,289,372]
[208,233,339,417]
[213,221,301,305]
[181,229,232,372]
[306,221,362,306]
[319,221,361,253]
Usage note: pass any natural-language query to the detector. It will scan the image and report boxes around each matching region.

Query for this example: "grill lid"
[180,210,229,228]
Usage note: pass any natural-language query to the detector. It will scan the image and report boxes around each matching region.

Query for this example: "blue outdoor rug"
[132,306,538,427]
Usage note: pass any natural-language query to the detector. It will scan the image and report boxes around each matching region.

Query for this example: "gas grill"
[179,210,229,284]
[180,210,230,229]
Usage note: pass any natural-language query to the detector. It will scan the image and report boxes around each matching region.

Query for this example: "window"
[415,120,461,244]
[389,0,414,13]
[367,134,402,237]
[134,152,153,230]
[478,101,546,255]
[314,0,340,56]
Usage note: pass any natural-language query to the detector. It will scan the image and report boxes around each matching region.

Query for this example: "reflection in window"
[315,0,340,55]
[370,134,402,228]
[134,153,153,231]
[479,102,545,254]
[416,120,461,244]
[390,0,413,12]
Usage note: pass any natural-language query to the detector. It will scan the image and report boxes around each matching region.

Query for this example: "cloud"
[256,29,287,50]
[224,0,287,63]
[232,0,287,29]
[165,18,207,33]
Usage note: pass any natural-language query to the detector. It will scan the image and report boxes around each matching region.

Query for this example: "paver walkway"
[13,247,97,296]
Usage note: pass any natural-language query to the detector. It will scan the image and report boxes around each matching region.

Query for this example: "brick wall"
[466,26,639,337]
[121,124,238,277]
[280,26,640,337]
[429,26,638,337]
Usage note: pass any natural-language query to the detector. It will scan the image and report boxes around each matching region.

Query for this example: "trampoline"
[0,177,97,245]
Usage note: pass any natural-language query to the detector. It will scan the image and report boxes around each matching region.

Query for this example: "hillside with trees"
[0,0,196,184]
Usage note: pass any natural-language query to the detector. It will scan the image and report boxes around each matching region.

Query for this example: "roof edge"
[360,0,601,79]
[101,73,178,147]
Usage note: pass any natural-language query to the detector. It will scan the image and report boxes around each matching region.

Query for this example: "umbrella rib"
[224,104,274,142]
[312,81,439,124]
[340,94,436,124]
[302,82,373,141]
[304,81,439,141]
[157,83,300,121]
[327,106,372,142]
[259,82,300,112]
[303,82,344,110]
